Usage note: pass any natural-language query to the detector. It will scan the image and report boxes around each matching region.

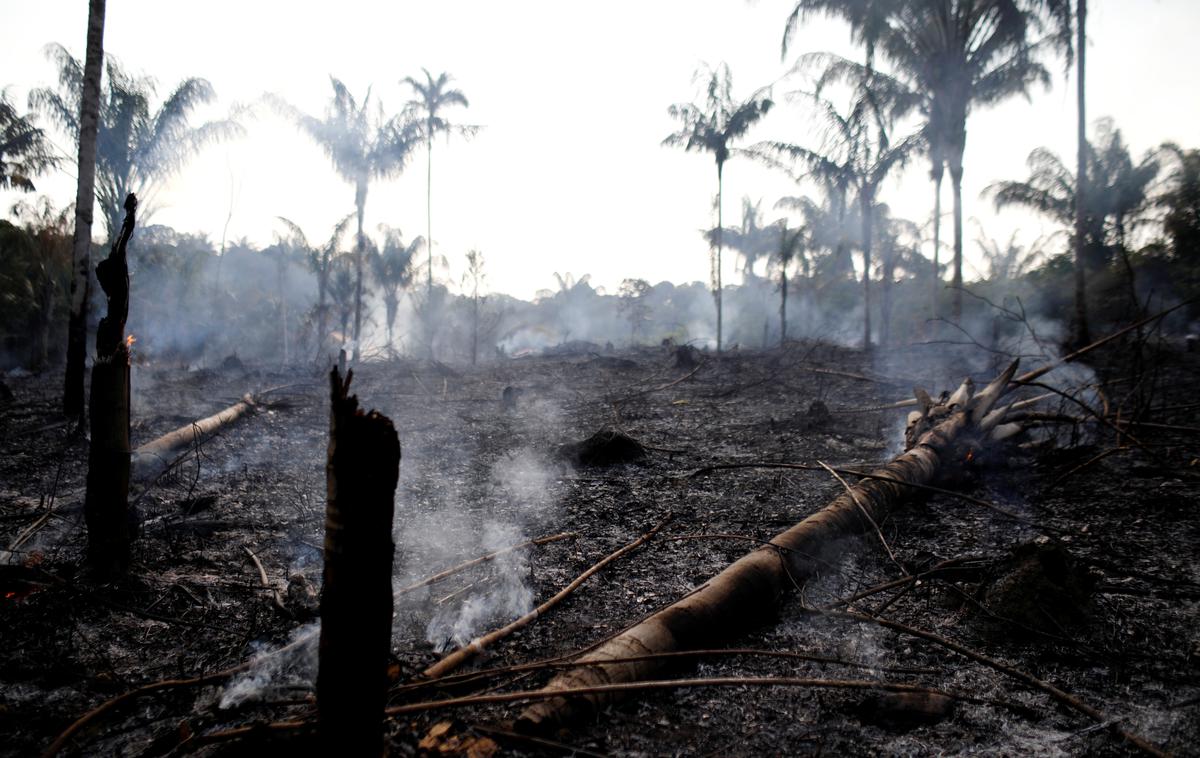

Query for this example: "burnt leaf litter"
[1,340,1198,756]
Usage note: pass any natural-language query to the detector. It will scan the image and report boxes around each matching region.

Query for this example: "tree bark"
[84,193,135,575]
[516,363,1019,732]
[63,0,106,422]
[1071,0,1092,347]
[318,367,400,755]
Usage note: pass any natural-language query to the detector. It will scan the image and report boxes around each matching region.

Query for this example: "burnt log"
[130,395,255,480]
[317,367,400,755]
[83,193,136,575]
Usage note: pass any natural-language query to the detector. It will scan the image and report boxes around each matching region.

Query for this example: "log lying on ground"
[130,393,256,480]
[84,194,137,575]
[318,367,400,755]
[515,361,1021,732]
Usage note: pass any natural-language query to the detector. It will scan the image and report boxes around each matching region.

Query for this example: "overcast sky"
[2,0,1197,300]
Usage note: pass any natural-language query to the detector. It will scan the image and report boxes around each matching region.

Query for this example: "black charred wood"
[318,367,400,755]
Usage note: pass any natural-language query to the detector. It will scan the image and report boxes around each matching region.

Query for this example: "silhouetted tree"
[401,69,476,301]
[663,63,773,353]
[987,118,1160,312]
[756,90,921,348]
[771,220,806,345]
[278,214,354,361]
[462,249,488,364]
[794,2,1057,325]
[370,226,422,358]
[1,89,58,191]
[618,278,653,345]
[1159,144,1200,260]
[272,78,416,362]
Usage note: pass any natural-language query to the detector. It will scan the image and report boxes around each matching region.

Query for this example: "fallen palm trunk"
[515,361,1021,732]
[130,394,256,480]
[84,194,137,575]
[318,368,400,755]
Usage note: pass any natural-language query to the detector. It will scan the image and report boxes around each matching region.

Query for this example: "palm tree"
[771,220,806,345]
[32,44,242,244]
[707,197,779,281]
[794,2,1057,325]
[1,89,58,192]
[272,78,417,362]
[986,119,1160,313]
[1159,143,1200,260]
[277,214,354,361]
[370,225,422,358]
[663,63,773,353]
[401,69,476,300]
[755,90,921,348]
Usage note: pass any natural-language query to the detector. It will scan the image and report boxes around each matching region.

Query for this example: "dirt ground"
[1,339,1198,756]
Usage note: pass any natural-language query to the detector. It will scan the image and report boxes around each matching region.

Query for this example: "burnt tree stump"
[318,367,400,755]
[84,193,136,575]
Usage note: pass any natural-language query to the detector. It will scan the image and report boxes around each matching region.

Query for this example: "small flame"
[125,334,136,348]
[965,450,975,464]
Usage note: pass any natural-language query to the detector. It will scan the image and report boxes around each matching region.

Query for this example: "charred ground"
[1,341,1198,756]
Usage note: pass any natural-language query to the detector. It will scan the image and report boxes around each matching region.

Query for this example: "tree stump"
[84,193,136,575]
[318,367,401,755]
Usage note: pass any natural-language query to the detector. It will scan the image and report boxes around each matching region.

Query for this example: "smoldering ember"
[1,3,1199,757]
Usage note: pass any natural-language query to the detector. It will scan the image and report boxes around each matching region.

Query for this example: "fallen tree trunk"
[515,361,1020,732]
[130,394,256,480]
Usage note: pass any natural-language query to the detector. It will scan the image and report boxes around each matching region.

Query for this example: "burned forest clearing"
[2,340,1198,756]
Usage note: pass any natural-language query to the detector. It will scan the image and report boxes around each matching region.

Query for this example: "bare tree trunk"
[950,159,964,323]
[426,131,434,298]
[861,193,873,350]
[1072,0,1092,347]
[352,188,365,364]
[318,367,400,755]
[63,0,106,422]
[881,247,896,348]
[316,253,330,364]
[931,163,943,327]
[84,193,136,575]
[471,292,479,366]
[715,161,724,354]
[779,259,788,347]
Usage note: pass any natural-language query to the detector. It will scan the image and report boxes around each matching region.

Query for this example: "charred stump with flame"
[83,193,137,575]
[318,368,400,754]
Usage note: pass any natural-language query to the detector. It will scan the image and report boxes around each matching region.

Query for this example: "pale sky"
[2,0,1197,300]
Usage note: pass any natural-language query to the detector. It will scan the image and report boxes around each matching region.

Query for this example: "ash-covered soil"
[1,341,1198,756]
